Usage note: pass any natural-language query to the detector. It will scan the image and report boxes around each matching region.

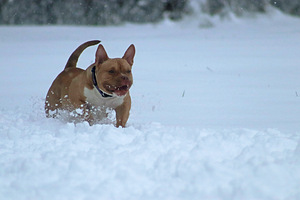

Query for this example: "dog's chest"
[83,87,125,109]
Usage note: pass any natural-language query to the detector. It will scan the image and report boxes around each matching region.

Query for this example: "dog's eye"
[109,70,115,74]
[126,70,131,73]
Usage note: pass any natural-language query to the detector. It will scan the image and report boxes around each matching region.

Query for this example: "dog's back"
[45,40,100,117]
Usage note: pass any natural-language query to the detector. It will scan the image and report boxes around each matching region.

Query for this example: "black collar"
[91,66,113,98]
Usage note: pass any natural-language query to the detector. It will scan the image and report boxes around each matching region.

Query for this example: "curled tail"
[64,40,101,69]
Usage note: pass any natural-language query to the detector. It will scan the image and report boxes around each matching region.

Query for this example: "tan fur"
[45,40,135,127]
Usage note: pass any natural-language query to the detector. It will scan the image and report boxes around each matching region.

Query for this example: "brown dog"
[45,40,135,127]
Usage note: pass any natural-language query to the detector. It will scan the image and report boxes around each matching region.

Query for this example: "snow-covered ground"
[1,12,300,200]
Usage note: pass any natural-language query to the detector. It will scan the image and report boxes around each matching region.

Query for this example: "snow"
[1,12,300,199]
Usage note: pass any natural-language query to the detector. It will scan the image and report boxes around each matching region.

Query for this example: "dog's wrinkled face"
[97,58,133,96]
[94,44,135,96]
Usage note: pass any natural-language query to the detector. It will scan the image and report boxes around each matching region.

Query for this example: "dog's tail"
[64,40,101,69]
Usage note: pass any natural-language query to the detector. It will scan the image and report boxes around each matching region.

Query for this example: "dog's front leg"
[115,95,131,128]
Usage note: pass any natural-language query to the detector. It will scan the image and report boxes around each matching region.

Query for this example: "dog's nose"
[121,76,129,80]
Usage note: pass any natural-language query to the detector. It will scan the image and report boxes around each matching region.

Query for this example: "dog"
[45,40,135,127]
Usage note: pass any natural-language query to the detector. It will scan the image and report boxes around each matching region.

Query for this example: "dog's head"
[93,44,135,96]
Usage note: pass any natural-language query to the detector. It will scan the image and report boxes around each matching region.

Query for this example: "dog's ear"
[122,44,135,66]
[95,44,109,65]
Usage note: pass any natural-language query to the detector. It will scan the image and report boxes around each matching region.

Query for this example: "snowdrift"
[1,13,300,200]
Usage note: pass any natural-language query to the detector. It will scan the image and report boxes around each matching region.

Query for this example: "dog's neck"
[91,66,113,98]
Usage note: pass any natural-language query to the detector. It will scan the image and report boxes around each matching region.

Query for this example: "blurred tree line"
[0,0,299,25]
[201,0,300,17]
[0,0,189,25]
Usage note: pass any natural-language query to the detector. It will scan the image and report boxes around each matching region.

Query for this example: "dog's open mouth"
[105,84,130,96]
